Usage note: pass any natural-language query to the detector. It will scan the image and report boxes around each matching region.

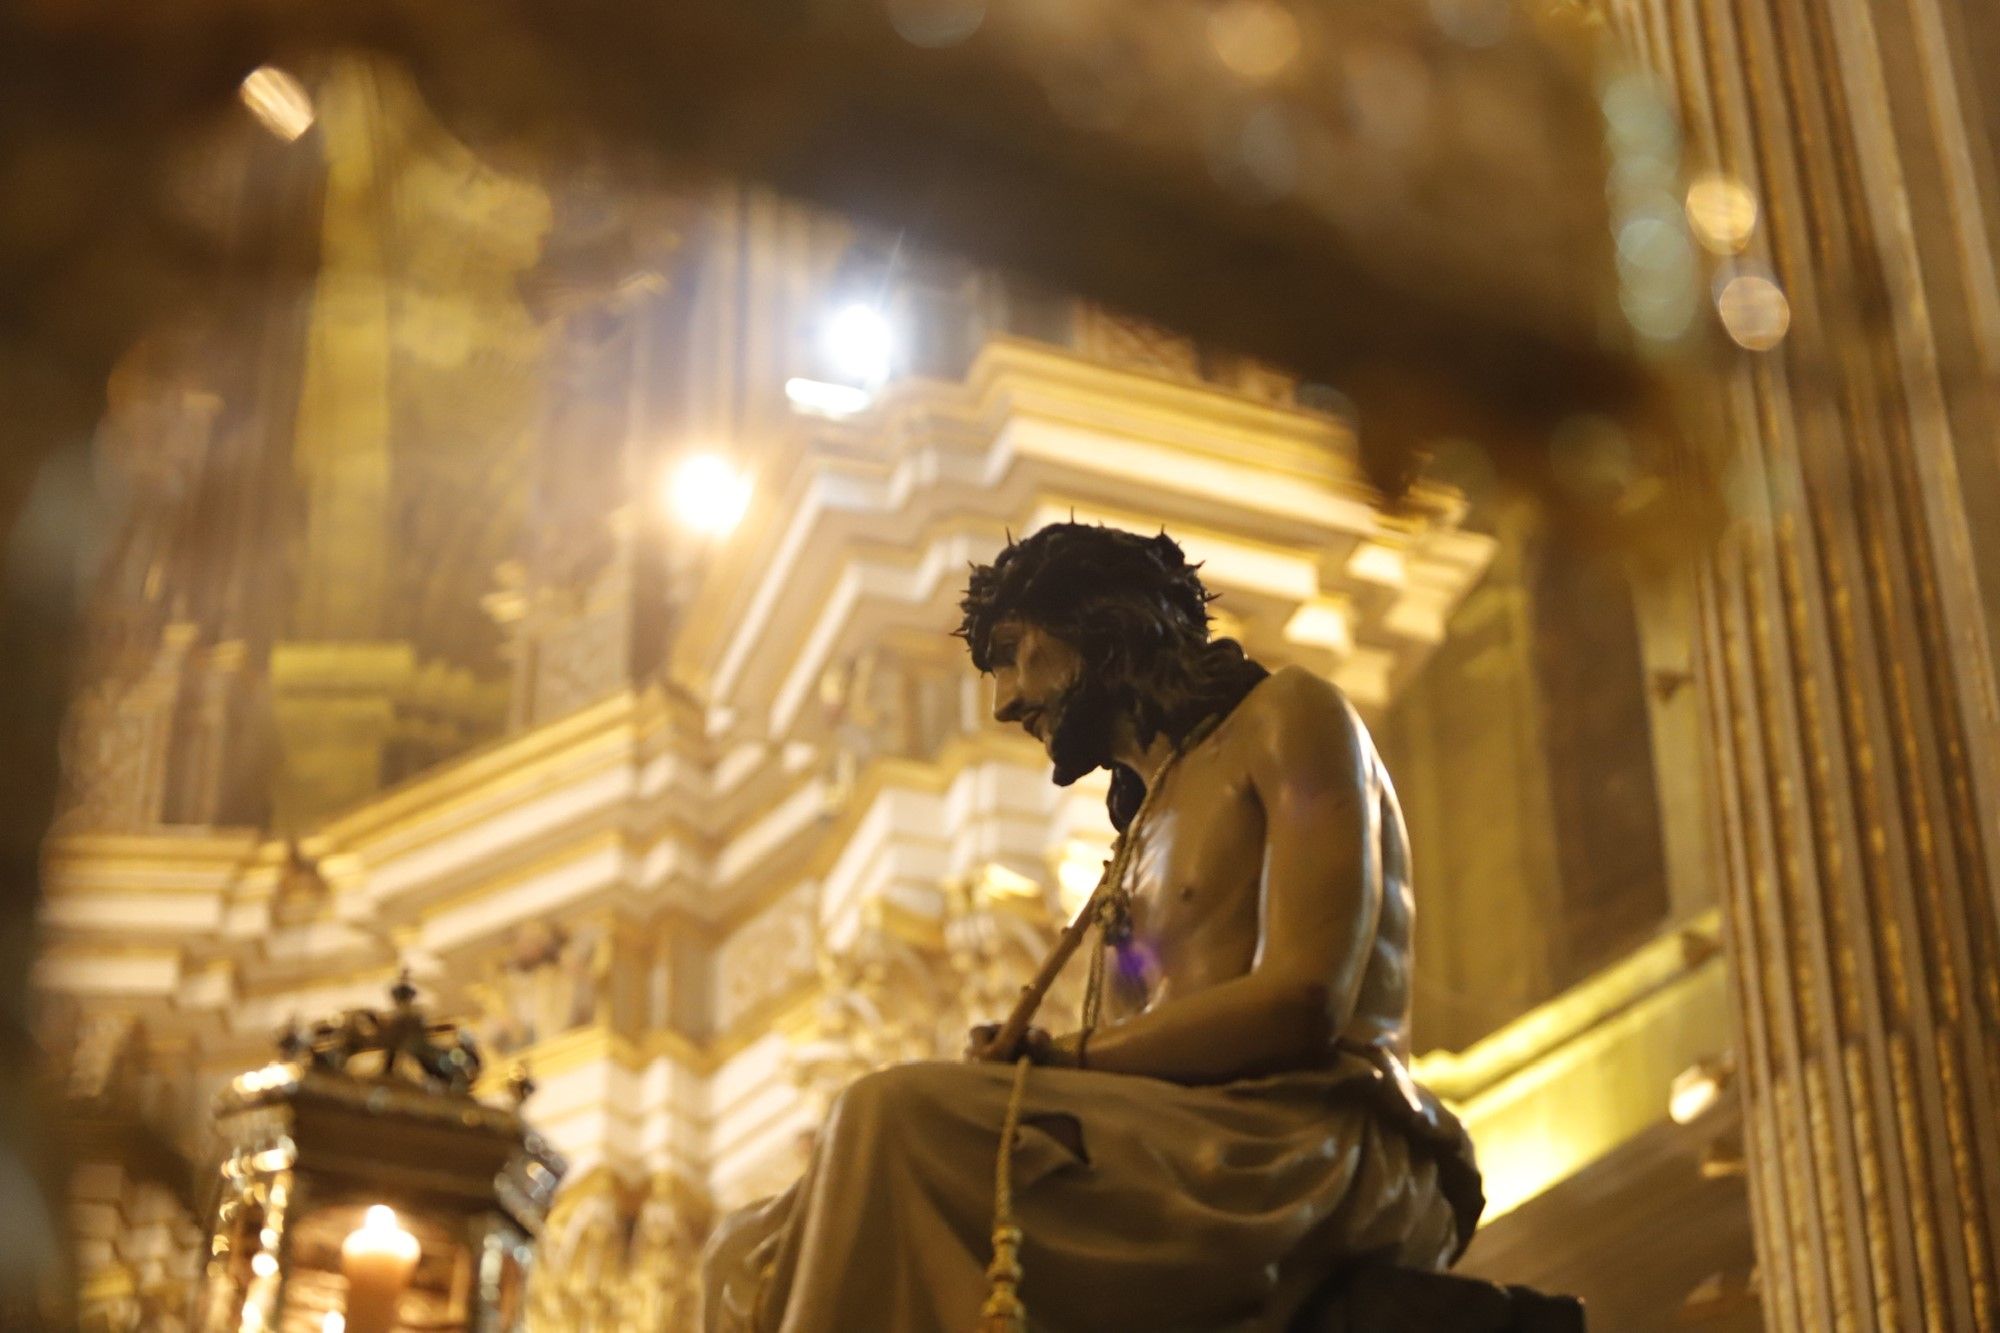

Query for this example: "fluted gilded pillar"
[1612,0,2000,1326]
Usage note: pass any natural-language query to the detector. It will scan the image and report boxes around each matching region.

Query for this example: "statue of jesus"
[701,523,1484,1331]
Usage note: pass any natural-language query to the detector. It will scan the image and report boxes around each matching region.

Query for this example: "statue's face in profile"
[987,618,1077,747]
[986,617,1113,784]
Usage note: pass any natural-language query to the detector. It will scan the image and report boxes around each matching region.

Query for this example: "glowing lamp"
[822,302,895,388]
[341,1206,420,1333]
[664,453,752,537]
[198,976,562,1332]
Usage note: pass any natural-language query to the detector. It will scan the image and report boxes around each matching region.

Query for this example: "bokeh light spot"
[1207,0,1303,83]
[1716,271,1791,350]
[239,66,315,142]
[1685,173,1758,254]
[887,0,986,49]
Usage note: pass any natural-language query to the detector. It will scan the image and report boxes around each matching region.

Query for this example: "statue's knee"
[829,1061,947,1131]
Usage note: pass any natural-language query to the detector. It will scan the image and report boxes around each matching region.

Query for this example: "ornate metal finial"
[276,973,486,1097]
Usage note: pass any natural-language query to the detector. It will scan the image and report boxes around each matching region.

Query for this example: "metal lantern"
[197,976,565,1333]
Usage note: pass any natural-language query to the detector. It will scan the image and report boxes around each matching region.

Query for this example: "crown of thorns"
[955,523,1217,670]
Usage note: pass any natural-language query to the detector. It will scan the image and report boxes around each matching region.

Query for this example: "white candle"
[340,1205,419,1333]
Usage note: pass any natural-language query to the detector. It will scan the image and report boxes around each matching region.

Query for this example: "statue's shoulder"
[1244,664,1353,721]
[1233,665,1363,750]
[1226,668,1374,802]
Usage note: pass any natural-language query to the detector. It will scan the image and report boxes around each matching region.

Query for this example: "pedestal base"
[1294,1266,1586,1332]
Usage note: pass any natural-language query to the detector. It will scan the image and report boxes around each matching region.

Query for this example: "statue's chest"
[1120,765,1263,952]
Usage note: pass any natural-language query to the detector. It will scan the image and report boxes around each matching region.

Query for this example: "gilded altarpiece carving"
[784,873,1087,1121]
[57,1010,206,1331]
[470,920,611,1056]
[526,1171,711,1332]
[61,317,288,832]
[716,885,819,1036]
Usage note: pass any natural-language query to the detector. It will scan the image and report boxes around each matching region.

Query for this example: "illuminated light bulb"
[662,453,751,538]
[323,1315,347,1333]
[1684,173,1758,254]
[251,1252,279,1278]
[783,377,874,418]
[1207,0,1302,83]
[341,1206,420,1333]
[239,66,315,142]
[822,303,895,388]
[1715,271,1790,350]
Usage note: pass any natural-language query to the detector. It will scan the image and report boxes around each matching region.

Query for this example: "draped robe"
[700,1043,1482,1332]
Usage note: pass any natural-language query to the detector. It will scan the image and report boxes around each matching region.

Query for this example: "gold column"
[273,58,409,829]
[290,59,395,641]
[1615,0,2000,1326]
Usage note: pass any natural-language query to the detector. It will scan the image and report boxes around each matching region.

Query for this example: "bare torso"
[1101,667,1415,1060]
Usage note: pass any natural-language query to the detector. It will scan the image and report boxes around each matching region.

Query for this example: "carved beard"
[1044,673,1121,787]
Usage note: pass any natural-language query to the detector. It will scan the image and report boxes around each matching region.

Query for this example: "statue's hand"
[964,1023,1007,1062]
[964,1024,1063,1064]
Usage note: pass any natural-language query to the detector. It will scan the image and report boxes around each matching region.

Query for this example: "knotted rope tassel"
[973,720,1204,1332]
[978,1054,1034,1332]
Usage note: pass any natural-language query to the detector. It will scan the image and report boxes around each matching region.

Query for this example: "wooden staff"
[979,859,1114,1060]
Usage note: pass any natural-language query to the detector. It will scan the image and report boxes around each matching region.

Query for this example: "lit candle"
[340,1205,419,1333]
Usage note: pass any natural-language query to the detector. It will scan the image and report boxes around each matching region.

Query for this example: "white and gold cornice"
[681,337,1495,732]
[32,709,1070,1018]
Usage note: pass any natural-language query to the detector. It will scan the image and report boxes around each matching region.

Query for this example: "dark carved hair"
[956,523,1268,829]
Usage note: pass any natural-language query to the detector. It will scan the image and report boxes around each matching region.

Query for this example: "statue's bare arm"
[1067,669,1383,1085]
